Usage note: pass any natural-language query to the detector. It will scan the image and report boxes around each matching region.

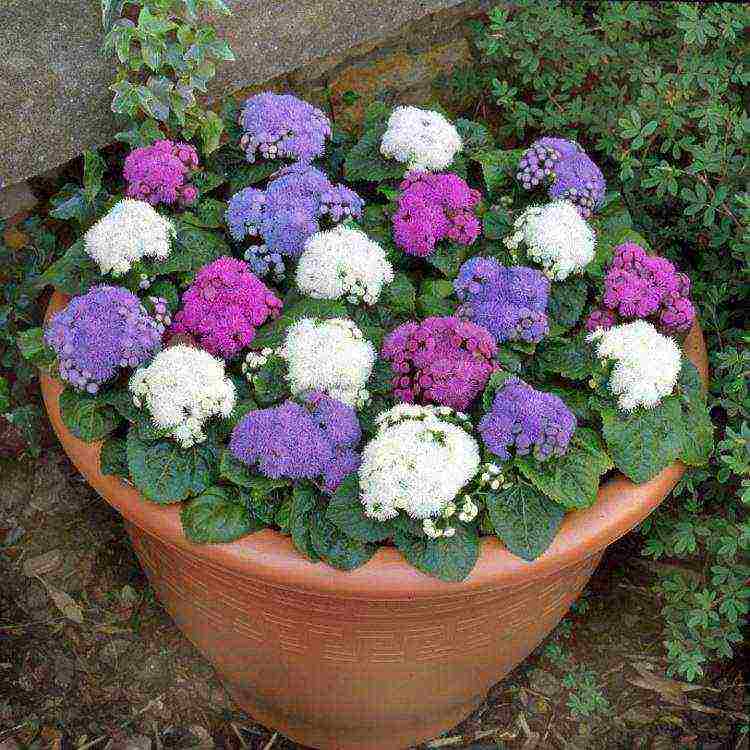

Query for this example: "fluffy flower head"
[358,404,480,521]
[83,199,175,276]
[382,316,497,411]
[505,200,596,280]
[129,345,236,447]
[170,257,282,359]
[380,106,462,172]
[585,242,695,335]
[479,378,577,462]
[296,226,394,305]
[226,163,364,258]
[588,320,681,410]
[123,139,199,206]
[281,317,376,406]
[455,257,550,343]
[229,391,360,493]
[517,137,605,218]
[45,285,162,393]
[392,171,481,257]
[239,93,332,164]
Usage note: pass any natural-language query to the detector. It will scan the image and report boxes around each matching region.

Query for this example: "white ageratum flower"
[380,106,462,172]
[359,404,480,522]
[505,200,596,280]
[84,199,175,276]
[588,320,681,411]
[129,345,236,448]
[281,317,376,407]
[296,227,394,305]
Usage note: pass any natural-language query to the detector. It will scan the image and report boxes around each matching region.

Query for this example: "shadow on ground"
[0,447,746,750]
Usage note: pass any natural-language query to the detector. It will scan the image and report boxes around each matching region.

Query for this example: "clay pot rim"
[41,291,709,599]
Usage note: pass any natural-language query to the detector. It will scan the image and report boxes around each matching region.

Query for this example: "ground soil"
[0,436,747,750]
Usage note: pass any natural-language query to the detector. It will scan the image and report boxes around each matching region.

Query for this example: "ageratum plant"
[25,93,713,582]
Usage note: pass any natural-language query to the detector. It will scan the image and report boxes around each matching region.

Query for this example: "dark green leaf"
[219,449,288,493]
[251,298,347,349]
[289,483,321,561]
[485,481,565,561]
[426,242,468,279]
[83,151,106,204]
[601,397,686,483]
[16,328,55,367]
[382,272,416,316]
[59,388,121,443]
[36,241,101,296]
[182,198,227,228]
[547,277,588,332]
[127,431,220,504]
[181,486,260,543]
[676,360,713,467]
[536,337,596,380]
[394,523,479,582]
[99,436,129,477]
[344,124,405,183]
[309,509,377,570]
[326,473,392,542]
[475,148,524,196]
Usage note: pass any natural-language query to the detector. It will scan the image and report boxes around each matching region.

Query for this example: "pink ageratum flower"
[123,139,199,207]
[392,172,481,257]
[382,316,497,411]
[585,242,696,335]
[170,257,282,359]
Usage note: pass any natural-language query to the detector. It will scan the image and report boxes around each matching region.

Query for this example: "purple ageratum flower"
[382,316,497,411]
[479,377,577,462]
[45,285,162,394]
[123,139,199,207]
[454,257,550,344]
[392,171,481,257]
[584,242,696,335]
[226,164,364,259]
[229,391,361,494]
[169,256,283,359]
[239,92,332,164]
[517,137,605,219]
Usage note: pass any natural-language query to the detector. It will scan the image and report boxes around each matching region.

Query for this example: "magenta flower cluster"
[170,257,283,359]
[226,164,364,258]
[229,391,361,493]
[479,378,577,462]
[392,172,481,257]
[123,139,199,206]
[585,242,696,335]
[239,92,332,164]
[45,285,162,394]
[455,257,550,344]
[382,316,497,411]
[516,137,605,218]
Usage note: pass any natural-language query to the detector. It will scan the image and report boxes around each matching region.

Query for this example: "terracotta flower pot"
[41,292,708,750]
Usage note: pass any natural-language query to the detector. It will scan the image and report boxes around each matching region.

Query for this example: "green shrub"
[447,0,749,680]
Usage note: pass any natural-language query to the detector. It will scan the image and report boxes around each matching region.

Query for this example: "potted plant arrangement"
[25,5,711,748]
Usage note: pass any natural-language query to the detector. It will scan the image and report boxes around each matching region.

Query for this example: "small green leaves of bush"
[484,480,565,561]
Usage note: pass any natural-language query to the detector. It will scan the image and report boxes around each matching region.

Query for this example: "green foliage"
[394,523,479,582]
[16,328,55,368]
[100,436,130,477]
[562,667,610,719]
[103,1,234,154]
[344,103,406,183]
[326,473,392,543]
[181,485,258,543]
[483,480,565,561]
[250,297,347,349]
[36,240,100,296]
[59,387,121,443]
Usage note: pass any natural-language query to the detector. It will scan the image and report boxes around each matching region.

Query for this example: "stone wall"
[0,0,488,200]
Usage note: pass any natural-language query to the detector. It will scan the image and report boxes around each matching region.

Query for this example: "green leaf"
[193,170,226,195]
[0,377,10,413]
[83,151,106,205]
[426,242,467,279]
[146,279,180,312]
[289,483,321,561]
[226,161,279,192]
[101,0,125,31]
[36,241,101,296]
[326,473,392,542]
[483,207,512,240]
[676,360,713,467]
[547,277,588,332]
[100,436,129,477]
[484,481,565,561]
[200,111,224,156]
[536,337,596,380]
[344,122,405,183]
[115,118,164,149]
[251,356,290,405]
[99,387,141,423]
[368,358,394,396]
[382,272,416,316]
[481,369,514,411]
[59,388,121,443]
[588,226,648,279]
[163,225,229,278]
[219,449,288,493]
[516,428,613,509]
[455,119,495,156]
[16,328,55,367]
[251,298,347,349]
[309,510,377,570]
[127,431,220,504]
[475,148,524,196]
[182,198,226,228]
[417,293,455,318]
[394,523,479,582]
[181,486,259,543]
[601,397,686,483]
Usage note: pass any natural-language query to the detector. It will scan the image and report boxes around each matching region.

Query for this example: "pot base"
[225,683,485,750]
